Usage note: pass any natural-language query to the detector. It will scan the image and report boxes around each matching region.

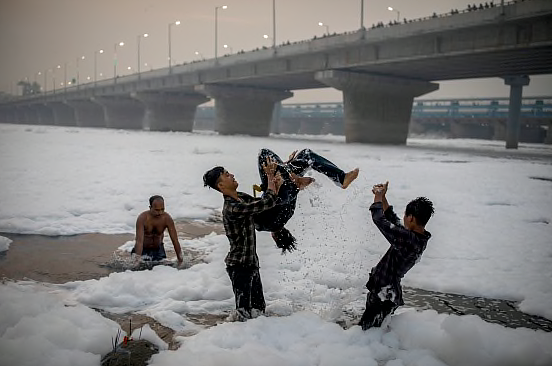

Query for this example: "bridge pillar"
[270,102,283,134]
[133,92,209,132]
[195,85,293,136]
[503,75,530,149]
[65,99,106,128]
[48,102,77,126]
[316,70,438,144]
[92,96,146,130]
[31,104,56,126]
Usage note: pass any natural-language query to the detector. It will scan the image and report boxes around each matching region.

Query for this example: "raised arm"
[371,181,408,245]
[230,191,278,217]
[166,214,183,264]
[134,213,146,257]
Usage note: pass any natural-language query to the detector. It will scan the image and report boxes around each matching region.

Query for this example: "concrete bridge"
[1,0,551,148]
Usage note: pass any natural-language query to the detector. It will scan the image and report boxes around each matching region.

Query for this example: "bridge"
[193,96,552,143]
[0,0,551,148]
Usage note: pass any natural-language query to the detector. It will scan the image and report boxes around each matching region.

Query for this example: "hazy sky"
[1,0,550,102]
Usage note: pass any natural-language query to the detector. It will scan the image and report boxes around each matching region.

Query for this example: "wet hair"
[203,166,225,191]
[405,197,434,227]
[149,195,164,206]
[272,227,297,254]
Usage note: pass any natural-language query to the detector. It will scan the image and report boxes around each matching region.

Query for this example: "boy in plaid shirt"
[360,181,434,330]
[203,158,282,321]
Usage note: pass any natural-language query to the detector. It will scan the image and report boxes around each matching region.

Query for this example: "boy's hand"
[372,181,389,196]
[274,172,283,193]
[262,157,278,177]
[287,150,298,163]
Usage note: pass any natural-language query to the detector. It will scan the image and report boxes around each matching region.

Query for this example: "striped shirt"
[222,190,278,268]
[368,202,431,306]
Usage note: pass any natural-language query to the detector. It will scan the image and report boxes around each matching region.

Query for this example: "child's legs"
[359,292,398,330]
[288,148,345,186]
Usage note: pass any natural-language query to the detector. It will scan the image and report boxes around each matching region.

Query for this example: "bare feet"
[342,168,359,189]
[292,175,315,190]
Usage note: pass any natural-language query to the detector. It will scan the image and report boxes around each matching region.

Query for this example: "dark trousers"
[359,291,399,330]
[255,148,346,233]
[131,245,167,261]
[226,266,266,320]
[258,148,346,192]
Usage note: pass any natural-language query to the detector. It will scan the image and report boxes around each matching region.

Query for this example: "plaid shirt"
[368,202,431,306]
[222,190,278,268]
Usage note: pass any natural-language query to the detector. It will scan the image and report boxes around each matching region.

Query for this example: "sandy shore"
[0,219,224,283]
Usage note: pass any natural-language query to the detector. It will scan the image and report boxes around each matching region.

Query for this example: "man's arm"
[230,191,279,217]
[134,213,146,257]
[166,215,183,263]
[371,182,409,245]
[230,158,280,216]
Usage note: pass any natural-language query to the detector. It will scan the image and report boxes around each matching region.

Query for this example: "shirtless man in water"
[132,195,183,264]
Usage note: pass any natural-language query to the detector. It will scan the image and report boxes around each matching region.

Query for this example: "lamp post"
[76,55,85,88]
[53,65,60,94]
[113,41,125,80]
[318,22,329,35]
[215,5,228,59]
[388,6,400,21]
[94,49,104,87]
[137,33,148,79]
[223,44,233,55]
[360,0,365,29]
[194,51,204,60]
[272,0,276,49]
[168,20,180,72]
[63,62,68,93]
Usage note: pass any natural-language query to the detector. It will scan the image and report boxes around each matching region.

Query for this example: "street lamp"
[168,20,181,72]
[318,22,329,35]
[388,6,400,21]
[360,0,365,29]
[271,0,276,49]
[63,62,68,93]
[42,71,48,92]
[194,51,204,60]
[215,5,228,59]
[137,33,148,79]
[113,41,125,80]
[54,65,61,94]
[76,55,85,88]
[94,49,104,86]
[223,44,233,54]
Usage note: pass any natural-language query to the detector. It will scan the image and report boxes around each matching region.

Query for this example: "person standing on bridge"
[253,148,359,253]
[203,158,283,321]
[132,195,184,265]
[359,181,434,330]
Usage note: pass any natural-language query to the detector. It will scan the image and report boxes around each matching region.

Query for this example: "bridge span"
[0,0,551,148]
